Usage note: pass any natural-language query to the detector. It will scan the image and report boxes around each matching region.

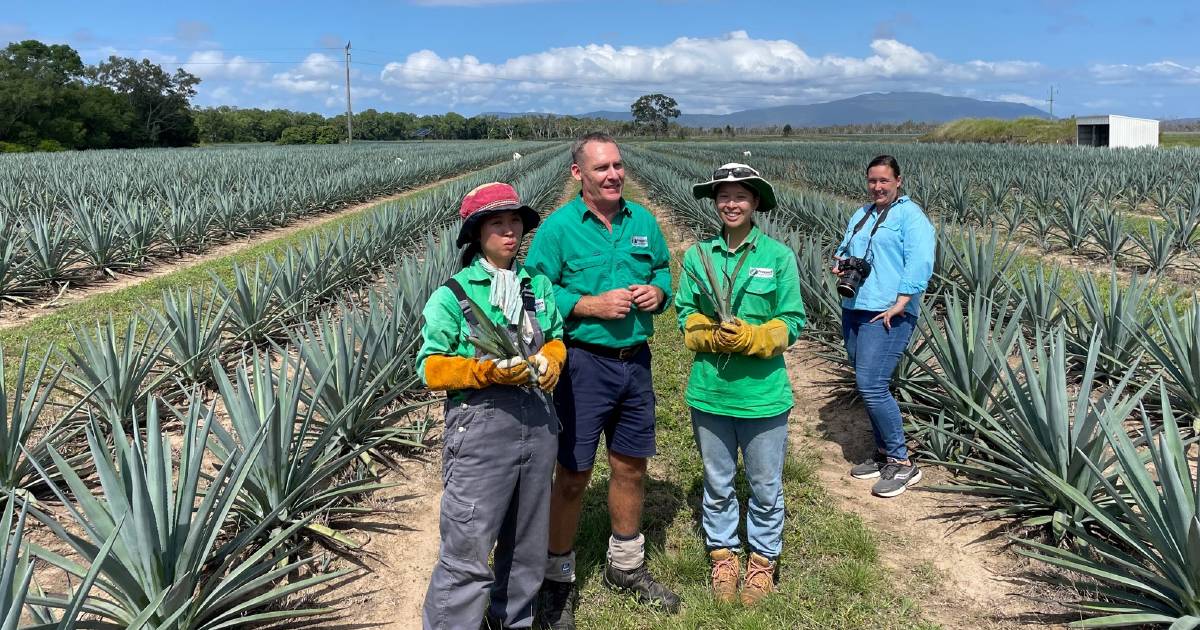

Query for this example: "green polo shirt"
[675,226,807,419]
[526,194,672,348]
[416,257,564,384]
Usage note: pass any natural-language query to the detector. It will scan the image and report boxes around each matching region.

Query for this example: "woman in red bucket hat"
[418,182,567,630]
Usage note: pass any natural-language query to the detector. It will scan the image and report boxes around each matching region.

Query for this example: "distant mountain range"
[485,91,1051,128]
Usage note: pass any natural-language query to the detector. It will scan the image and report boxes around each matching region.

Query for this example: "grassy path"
[568,178,934,629]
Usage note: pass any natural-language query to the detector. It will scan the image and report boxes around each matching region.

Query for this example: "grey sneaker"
[871,459,922,497]
[849,452,888,479]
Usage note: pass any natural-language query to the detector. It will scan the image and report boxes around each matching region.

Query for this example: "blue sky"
[3,0,1197,119]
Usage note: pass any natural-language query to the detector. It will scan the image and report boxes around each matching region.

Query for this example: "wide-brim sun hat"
[455,182,540,247]
[691,162,777,212]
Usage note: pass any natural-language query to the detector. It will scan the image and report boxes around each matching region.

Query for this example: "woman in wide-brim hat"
[675,162,806,606]
[419,182,567,630]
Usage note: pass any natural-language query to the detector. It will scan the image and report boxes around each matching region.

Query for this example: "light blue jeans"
[690,407,790,560]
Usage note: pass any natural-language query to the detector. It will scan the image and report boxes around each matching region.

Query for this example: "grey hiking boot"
[871,459,922,497]
[535,580,577,630]
[849,451,888,479]
[603,562,682,613]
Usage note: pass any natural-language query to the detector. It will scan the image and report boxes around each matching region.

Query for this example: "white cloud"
[183,50,265,81]
[269,53,342,94]
[1090,60,1200,85]
[994,93,1046,108]
[377,31,1043,113]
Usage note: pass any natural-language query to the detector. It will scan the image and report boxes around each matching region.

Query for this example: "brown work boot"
[709,548,740,603]
[740,552,776,606]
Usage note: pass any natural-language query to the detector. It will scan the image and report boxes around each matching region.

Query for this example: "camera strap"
[840,201,895,262]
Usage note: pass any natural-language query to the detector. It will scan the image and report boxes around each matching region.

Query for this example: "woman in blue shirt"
[832,155,935,498]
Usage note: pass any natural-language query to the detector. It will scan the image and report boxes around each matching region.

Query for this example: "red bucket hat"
[455,182,540,247]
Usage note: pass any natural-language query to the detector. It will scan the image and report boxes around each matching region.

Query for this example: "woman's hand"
[869,295,912,330]
[830,255,846,277]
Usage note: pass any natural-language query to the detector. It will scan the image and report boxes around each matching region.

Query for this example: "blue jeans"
[690,408,789,559]
[841,308,916,461]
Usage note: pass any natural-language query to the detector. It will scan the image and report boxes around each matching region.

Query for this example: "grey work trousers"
[422,385,558,630]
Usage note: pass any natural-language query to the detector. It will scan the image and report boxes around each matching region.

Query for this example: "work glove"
[683,314,741,354]
[716,318,790,359]
[423,354,531,390]
[529,338,567,391]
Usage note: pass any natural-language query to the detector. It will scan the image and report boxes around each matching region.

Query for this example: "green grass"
[568,211,935,628]
[921,117,1075,145]
[1163,132,1200,148]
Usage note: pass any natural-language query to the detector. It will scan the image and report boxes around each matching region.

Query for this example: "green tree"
[631,93,680,138]
[90,56,200,146]
[782,124,793,137]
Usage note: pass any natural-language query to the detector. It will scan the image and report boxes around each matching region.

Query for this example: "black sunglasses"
[712,166,759,180]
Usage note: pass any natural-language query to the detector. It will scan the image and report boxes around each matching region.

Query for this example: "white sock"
[545,550,575,583]
[606,533,645,571]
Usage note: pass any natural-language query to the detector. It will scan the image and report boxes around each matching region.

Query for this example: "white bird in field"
[743,150,752,157]
[513,152,522,160]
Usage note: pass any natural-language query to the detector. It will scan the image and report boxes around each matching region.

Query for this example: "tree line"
[0,40,199,152]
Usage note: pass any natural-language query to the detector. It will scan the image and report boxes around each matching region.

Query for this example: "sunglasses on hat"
[713,166,760,180]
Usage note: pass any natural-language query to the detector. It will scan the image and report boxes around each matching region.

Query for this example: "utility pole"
[1048,85,1057,118]
[344,41,353,144]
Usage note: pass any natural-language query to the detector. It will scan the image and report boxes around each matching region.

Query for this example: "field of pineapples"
[627,141,1200,628]
[0,141,569,628]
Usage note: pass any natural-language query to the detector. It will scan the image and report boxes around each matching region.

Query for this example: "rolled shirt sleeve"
[898,210,936,295]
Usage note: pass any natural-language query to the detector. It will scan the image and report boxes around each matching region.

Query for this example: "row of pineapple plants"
[628,143,1200,627]
[0,141,548,310]
[0,147,570,628]
[645,141,1200,277]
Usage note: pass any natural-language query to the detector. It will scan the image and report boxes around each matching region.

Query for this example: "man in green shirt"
[526,133,678,629]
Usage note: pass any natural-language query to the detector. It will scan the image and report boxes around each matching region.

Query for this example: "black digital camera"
[836,256,872,298]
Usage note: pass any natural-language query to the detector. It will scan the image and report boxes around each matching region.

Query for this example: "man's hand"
[629,284,664,312]
[574,288,634,320]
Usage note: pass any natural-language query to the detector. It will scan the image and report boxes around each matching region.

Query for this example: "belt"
[568,339,647,361]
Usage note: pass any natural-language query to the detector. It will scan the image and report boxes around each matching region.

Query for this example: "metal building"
[1076,115,1159,148]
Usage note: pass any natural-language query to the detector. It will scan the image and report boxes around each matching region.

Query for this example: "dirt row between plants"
[0,161,510,331]
[629,175,1071,630]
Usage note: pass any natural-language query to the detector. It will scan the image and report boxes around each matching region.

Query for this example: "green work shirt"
[675,226,807,419]
[526,194,672,348]
[416,257,564,384]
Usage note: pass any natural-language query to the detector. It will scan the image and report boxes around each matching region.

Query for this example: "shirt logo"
[534,298,546,313]
[749,267,774,279]
[630,236,649,248]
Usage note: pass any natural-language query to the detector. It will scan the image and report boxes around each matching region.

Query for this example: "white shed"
[1076,115,1159,148]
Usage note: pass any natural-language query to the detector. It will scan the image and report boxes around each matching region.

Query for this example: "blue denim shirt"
[836,195,936,316]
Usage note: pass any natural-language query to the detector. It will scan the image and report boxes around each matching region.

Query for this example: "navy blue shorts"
[553,344,657,471]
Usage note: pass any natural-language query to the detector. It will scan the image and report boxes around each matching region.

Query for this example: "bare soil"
[782,345,1073,629]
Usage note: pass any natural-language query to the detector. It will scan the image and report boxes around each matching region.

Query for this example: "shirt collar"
[710,224,762,253]
[573,192,630,223]
[463,256,531,284]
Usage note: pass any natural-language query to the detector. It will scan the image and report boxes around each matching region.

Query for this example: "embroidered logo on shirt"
[630,236,649,247]
[749,267,774,278]
[534,298,546,313]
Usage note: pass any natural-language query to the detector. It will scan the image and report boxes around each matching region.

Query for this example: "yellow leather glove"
[684,314,723,353]
[715,318,754,354]
[717,319,790,359]
[531,339,567,391]
[423,355,530,390]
